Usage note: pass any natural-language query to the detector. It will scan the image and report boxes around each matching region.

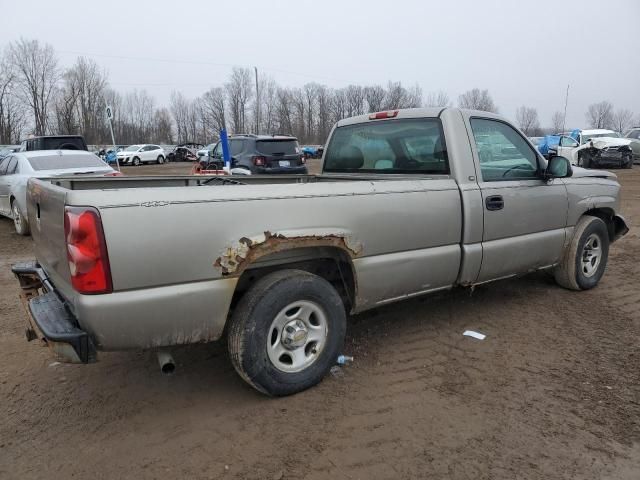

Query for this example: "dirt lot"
[1,164,639,480]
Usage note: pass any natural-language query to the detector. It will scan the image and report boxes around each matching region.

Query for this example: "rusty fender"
[214,230,363,276]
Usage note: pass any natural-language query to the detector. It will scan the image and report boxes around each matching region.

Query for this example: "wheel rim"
[12,203,21,231]
[581,233,602,278]
[266,300,328,373]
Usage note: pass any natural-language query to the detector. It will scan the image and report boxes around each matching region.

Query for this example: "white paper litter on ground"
[463,330,486,340]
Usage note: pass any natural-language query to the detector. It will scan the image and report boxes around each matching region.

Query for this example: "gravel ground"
[0,165,638,479]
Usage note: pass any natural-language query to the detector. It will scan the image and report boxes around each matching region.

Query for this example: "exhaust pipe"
[157,350,175,375]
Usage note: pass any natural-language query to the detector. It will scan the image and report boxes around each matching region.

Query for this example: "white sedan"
[0,150,119,235]
[117,144,166,166]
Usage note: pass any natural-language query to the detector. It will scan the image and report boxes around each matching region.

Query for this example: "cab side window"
[471,118,540,181]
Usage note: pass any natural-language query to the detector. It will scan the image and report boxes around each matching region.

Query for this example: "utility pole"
[561,84,570,134]
[254,66,259,134]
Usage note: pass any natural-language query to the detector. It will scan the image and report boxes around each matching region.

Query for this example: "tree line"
[1,38,638,146]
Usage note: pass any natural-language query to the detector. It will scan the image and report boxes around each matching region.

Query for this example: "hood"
[570,166,617,179]
[589,137,632,148]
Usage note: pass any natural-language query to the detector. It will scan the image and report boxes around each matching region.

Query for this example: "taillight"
[369,110,399,120]
[64,207,112,294]
[252,156,266,166]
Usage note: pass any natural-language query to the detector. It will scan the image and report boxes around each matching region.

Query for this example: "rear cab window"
[28,154,108,171]
[323,118,449,174]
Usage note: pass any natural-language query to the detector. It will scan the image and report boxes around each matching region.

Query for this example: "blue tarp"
[537,135,561,155]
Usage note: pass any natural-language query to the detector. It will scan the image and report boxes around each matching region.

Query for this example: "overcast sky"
[1,0,639,128]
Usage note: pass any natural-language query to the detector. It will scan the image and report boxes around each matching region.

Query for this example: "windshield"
[324,118,449,174]
[124,145,141,152]
[582,132,619,143]
[256,140,298,155]
[28,154,109,171]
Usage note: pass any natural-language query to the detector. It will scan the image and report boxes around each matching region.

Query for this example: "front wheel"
[623,154,633,169]
[227,269,346,396]
[12,201,29,236]
[132,157,141,166]
[554,216,609,291]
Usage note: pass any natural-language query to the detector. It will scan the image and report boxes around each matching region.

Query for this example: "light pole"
[254,66,259,134]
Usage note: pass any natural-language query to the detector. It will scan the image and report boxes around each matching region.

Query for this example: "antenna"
[561,84,570,134]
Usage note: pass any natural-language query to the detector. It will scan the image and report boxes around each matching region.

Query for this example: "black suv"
[205,134,307,174]
[20,135,88,151]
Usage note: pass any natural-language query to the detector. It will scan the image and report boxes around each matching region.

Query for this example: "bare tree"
[515,106,540,136]
[457,88,498,113]
[68,57,109,143]
[170,91,191,142]
[425,91,450,108]
[315,85,333,142]
[364,85,386,113]
[585,101,614,129]
[303,83,318,140]
[201,87,227,136]
[0,48,27,143]
[152,108,173,143]
[256,77,277,134]
[551,111,564,132]
[612,108,634,134]
[54,70,80,135]
[225,67,253,133]
[8,38,60,135]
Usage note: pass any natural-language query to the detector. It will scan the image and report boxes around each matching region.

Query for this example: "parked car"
[12,108,628,396]
[209,134,307,174]
[0,145,20,161]
[623,127,640,164]
[301,145,324,159]
[19,135,88,152]
[116,144,166,166]
[555,129,633,169]
[166,143,202,162]
[0,150,119,235]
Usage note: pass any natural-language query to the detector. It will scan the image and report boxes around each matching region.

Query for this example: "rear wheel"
[227,269,346,396]
[554,216,609,291]
[11,200,29,236]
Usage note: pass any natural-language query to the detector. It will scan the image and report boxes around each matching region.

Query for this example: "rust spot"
[214,230,363,276]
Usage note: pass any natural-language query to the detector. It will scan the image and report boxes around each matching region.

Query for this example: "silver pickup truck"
[12,108,628,396]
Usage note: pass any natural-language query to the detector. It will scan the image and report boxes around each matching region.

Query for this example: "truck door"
[468,118,569,283]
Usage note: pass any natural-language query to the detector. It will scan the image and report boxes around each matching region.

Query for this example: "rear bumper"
[255,165,309,174]
[11,261,96,363]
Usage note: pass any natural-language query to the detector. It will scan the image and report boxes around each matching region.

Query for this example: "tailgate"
[26,179,72,292]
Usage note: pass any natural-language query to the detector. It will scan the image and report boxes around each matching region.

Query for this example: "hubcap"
[267,300,328,373]
[581,233,602,278]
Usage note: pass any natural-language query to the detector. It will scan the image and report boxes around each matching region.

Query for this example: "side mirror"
[544,155,572,181]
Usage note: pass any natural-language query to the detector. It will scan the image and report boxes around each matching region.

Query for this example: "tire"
[624,155,633,169]
[11,200,29,236]
[157,155,164,165]
[554,216,609,291]
[579,152,591,169]
[132,157,141,166]
[228,269,347,396]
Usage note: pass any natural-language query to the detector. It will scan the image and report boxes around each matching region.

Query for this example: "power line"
[57,50,359,85]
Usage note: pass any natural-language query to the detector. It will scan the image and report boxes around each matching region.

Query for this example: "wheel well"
[583,208,615,241]
[228,247,357,316]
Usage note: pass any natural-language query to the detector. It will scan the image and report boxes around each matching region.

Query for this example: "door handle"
[485,195,504,211]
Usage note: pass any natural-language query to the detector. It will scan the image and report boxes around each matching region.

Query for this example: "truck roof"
[335,107,504,127]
